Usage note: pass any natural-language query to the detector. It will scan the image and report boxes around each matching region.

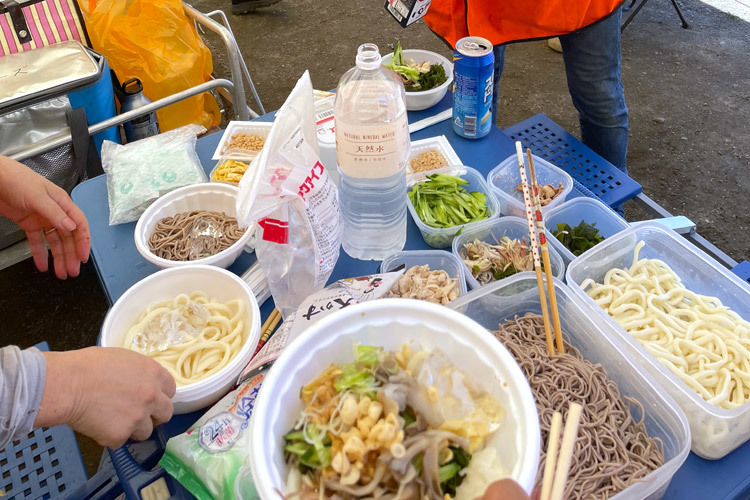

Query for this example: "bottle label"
[336,113,409,178]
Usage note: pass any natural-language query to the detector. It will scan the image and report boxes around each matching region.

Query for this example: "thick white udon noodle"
[582,241,750,409]
[123,291,246,386]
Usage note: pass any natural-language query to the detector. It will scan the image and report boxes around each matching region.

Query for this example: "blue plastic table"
[70,93,750,500]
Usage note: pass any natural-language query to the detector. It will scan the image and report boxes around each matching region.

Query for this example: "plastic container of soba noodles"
[566,221,750,459]
[100,265,261,414]
[449,275,691,499]
[249,299,541,499]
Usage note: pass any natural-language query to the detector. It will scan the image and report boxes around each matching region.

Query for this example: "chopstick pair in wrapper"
[515,141,563,356]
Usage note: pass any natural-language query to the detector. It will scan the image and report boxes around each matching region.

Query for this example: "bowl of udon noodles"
[100,264,261,413]
[249,298,540,500]
[134,182,254,269]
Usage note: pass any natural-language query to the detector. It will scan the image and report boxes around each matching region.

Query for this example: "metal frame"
[186,4,266,117]
[621,0,689,31]
[632,193,738,269]
[0,78,237,271]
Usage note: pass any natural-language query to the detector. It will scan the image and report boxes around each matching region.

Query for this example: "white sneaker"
[547,37,563,53]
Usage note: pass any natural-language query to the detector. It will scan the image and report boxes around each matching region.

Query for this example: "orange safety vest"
[424,0,625,47]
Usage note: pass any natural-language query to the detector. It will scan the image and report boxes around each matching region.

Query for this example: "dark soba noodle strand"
[493,314,664,500]
[148,210,245,261]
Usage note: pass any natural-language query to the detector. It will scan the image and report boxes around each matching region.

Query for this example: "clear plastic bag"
[235,72,342,318]
[102,124,207,225]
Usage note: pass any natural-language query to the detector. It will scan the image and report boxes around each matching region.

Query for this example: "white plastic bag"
[102,124,207,225]
[236,71,341,318]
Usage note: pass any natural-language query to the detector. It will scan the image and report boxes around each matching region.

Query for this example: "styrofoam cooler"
[544,197,630,265]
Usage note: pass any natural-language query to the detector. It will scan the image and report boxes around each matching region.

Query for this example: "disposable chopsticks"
[515,141,555,356]
[541,403,583,500]
[254,308,281,357]
[527,149,564,354]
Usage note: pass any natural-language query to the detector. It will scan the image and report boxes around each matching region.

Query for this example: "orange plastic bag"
[79,0,220,132]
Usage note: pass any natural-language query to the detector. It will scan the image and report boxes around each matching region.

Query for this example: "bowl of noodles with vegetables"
[134,182,255,269]
[381,43,453,111]
[249,298,540,499]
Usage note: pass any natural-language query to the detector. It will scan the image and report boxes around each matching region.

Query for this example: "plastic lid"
[355,43,382,70]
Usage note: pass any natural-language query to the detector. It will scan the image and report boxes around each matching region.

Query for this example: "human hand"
[0,156,90,279]
[36,347,176,448]
[478,479,540,500]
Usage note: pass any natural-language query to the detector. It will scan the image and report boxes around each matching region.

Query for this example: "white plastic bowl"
[249,299,540,499]
[134,183,254,269]
[100,265,261,414]
[381,49,454,111]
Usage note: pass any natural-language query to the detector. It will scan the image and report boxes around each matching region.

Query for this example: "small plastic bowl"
[134,183,254,269]
[249,299,540,499]
[99,265,261,414]
[452,216,565,290]
[380,249,468,301]
[544,197,630,266]
[381,49,454,111]
[407,165,500,249]
[487,154,573,218]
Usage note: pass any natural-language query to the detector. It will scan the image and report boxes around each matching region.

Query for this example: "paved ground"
[0,0,747,477]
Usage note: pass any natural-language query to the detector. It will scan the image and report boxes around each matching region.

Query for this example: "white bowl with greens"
[382,45,453,111]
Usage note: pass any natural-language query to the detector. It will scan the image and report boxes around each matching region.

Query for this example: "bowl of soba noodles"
[134,182,254,269]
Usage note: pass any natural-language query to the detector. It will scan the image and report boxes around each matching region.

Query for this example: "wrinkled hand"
[36,347,176,448]
[479,479,540,500]
[0,156,90,279]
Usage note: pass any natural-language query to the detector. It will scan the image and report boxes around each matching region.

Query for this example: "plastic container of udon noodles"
[449,275,691,499]
[451,216,565,290]
[100,265,261,414]
[249,299,541,499]
[566,221,750,459]
[135,183,255,269]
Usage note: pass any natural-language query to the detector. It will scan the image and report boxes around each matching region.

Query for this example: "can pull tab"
[122,78,144,96]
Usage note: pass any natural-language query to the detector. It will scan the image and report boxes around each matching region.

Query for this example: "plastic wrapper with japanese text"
[238,271,403,383]
[159,371,266,500]
[236,71,341,318]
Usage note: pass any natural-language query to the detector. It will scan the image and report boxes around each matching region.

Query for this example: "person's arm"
[0,346,46,450]
[34,347,176,448]
[0,156,90,279]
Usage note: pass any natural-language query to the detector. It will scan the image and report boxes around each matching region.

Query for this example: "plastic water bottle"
[334,43,410,260]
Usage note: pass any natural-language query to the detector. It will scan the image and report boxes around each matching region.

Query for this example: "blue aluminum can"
[452,36,494,139]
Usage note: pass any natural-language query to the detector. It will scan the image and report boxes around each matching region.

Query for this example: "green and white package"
[160,372,264,500]
[102,124,207,225]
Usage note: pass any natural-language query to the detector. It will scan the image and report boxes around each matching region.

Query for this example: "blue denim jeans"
[491,8,628,175]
